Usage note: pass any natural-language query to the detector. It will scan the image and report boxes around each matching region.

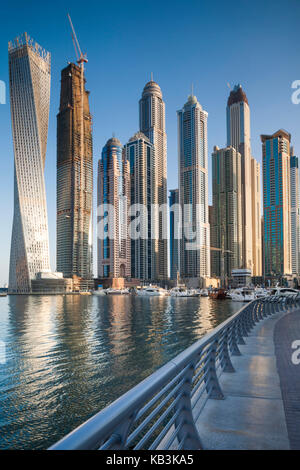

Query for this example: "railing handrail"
[49,294,298,451]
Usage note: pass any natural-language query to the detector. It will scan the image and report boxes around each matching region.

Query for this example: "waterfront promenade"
[50,297,300,450]
[195,309,292,449]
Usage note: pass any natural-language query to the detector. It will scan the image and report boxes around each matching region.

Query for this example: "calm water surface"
[0,294,242,449]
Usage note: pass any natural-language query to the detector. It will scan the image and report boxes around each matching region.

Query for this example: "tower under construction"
[56,62,93,279]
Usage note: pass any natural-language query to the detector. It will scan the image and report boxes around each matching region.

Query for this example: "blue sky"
[0,0,299,284]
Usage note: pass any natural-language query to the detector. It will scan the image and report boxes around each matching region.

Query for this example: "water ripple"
[0,295,240,449]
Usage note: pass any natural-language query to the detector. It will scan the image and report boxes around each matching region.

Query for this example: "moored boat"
[230,288,255,302]
[106,288,130,295]
[209,288,227,299]
[136,286,168,297]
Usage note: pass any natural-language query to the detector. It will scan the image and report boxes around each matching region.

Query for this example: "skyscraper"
[57,63,93,279]
[251,157,262,277]
[211,146,243,279]
[97,137,131,278]
[169,189,180,280]
[227,84,262,274]
[8,33,51,293]
[178,94,210,279]
[139,79,168,280]
[124,132,157,280]
[261,129,292,276]
[290,152,300,274]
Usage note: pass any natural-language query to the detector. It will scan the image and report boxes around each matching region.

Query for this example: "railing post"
[236,314,246,345]
[245,304,255,332]
[174,362,203,450]
[228,321,241,356]
[102,413,138,450]
[204,340,224,399]
[219,328,235,372]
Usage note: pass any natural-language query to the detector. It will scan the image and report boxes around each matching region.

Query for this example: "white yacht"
[200,289,209,297]
[270,287,299,298]
[170,287,190,297]
[105,288,130,295]
[254,287,269,298]
[93,289,107,296]
[230,288,256,302]
[137,286,168,297]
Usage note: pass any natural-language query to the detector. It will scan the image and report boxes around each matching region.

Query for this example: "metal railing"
[49,295,299,450]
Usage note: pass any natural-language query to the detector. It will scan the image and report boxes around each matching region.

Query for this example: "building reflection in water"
[0,295,240,449]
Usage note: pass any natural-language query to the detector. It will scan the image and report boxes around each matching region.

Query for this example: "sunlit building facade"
[251,157,262,276]
[124,132,157,280]
[211,146,243,279]
[227,84,262,275]
[178,94,210,279]
[8,33,51,293]
[97,137,131,278]
[139,80,168,280]
[169,189,180,280]
[290,153,300,274]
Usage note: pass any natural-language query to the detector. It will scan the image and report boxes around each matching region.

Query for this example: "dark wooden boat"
[209,288,227,299]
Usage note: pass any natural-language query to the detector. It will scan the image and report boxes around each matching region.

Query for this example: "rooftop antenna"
[151,71,153,81]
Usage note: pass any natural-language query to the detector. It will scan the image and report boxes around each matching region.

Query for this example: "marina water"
[0,295,241,449]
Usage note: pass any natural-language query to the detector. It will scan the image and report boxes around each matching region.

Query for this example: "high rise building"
[169,189,180,280]
[97,137,131,278]
[139,79,168,280]
[261,129,292,276]
[211,146,243,279]
[57,63,93,279]
[227,84,261,274]
[124,132,157,280]
[8,33,51,293]
[251,157,262,276]
[178,94,210,279]
[290,153,300,274]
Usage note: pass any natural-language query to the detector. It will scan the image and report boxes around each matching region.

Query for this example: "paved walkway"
[274,309,300,450]
[195,309,300,450]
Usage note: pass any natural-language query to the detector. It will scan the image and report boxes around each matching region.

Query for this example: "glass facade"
[97,138,130,279]
[125,133,156,281]
[8,34,51,293]
[262,130,292,276]
[169,189,179,280]
[178,95,210,278]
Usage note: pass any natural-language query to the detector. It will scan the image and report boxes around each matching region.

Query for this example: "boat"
[270,287,300,298]
[200,289,208,297]
[209,288,227,299]
[79,291,92,295]
[230,288,255,302]
[170,287,190,297]
[93,289,106,296]
[136,286,168,297]
[105,288,130,295]
[254,287,269,298]
[0,288,8,297]
[187,289,199,297]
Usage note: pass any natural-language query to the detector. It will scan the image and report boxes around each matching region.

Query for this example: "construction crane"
[68,13,88,68]
[67,13,87,278]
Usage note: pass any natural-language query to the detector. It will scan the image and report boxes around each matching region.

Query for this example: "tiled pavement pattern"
[196,311,292,449]
[274,309,300,450]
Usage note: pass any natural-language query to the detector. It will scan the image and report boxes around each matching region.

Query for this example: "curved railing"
[49,295,299,450]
